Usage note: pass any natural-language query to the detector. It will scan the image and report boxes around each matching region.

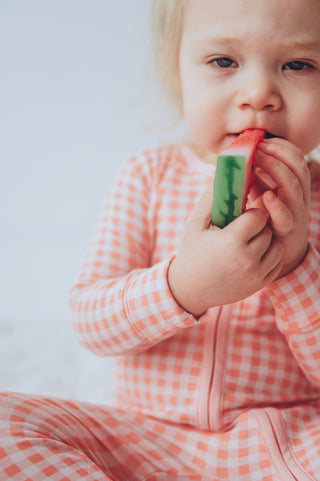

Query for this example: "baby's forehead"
[182,0,320,23]
[181,0,320,49]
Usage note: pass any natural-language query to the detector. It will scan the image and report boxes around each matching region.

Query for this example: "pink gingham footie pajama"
[1,144,320,480]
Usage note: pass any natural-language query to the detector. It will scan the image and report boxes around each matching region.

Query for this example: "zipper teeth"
[208,315,220,429]
[197,305,232,430]
[255,410,296,480]
[197,307,222,430]
[255,409,314,481]
[267,408,315,481]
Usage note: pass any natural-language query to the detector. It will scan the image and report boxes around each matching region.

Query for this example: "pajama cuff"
[267,244,320,335]
[124,256,198,344]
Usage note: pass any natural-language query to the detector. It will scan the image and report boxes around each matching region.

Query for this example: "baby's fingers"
[227,208,268,242]
[261,238,284,284]
[262,190,293,236]
[186,181,213,231]
[258,140,310,202]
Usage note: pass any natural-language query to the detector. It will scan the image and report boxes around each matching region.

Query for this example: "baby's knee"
[0,392,41,436]
[0,392,114,479]
[0,391,63,442]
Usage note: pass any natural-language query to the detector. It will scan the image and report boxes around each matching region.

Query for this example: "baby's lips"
[234,129,283,140]
[264,130,286,140]
[265,132,277,139]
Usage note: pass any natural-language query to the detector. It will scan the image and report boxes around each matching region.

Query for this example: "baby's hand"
[254,138,310,278]
[168,183,283,317]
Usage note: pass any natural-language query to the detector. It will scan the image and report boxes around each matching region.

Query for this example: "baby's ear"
[308,160,320,182]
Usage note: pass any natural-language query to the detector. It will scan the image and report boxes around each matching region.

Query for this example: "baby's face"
[178,0,320,161]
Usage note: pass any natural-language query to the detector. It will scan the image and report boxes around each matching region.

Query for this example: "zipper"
[197,305,232,431]
[255,408,314,481]
[197,305,316,479]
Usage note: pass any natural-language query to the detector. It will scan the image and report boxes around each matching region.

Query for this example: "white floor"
[0,319,113,405]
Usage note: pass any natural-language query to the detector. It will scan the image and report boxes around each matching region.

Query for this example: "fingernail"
[265,191,274,202]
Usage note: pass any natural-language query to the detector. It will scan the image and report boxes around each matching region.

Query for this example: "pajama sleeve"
[69,152,197,357]
[266,182,320,389]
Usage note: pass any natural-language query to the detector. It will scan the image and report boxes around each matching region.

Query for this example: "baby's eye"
[284,60,313,71]
[211,57,236,68]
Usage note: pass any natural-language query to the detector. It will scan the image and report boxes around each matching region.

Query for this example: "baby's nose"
[236,71,282,112]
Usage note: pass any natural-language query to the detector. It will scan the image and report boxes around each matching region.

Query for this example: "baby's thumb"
[186,181,214,230]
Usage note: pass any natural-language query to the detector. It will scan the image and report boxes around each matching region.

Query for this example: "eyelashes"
[208,57,315,71]
[283,60,314,71]
[211,57,237,68]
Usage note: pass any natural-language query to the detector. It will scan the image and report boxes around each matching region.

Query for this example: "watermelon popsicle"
[211,129,266,228]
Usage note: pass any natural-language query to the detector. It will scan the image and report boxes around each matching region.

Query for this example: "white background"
[1,1,184,403]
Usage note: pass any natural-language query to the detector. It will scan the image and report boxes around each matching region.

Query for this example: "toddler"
[1,0,320,480]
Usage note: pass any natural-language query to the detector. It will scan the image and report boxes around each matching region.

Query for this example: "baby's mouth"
[233,131,279,139]
[265,132,277,139]
[226,130,281,150]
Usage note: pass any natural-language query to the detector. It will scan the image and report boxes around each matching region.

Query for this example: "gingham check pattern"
[1,392,313,480]
[1,144,320,480]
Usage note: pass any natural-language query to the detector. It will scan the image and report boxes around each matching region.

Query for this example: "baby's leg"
[0,392,124,480]
[0,392,204,481]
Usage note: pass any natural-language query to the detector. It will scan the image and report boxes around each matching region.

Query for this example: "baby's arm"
[69,153,199,357]
[258,143,320,387]
[168,182,283,317]
[267,241,320,388]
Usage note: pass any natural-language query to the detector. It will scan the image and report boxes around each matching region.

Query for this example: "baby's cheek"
[292,102,320,154]
[183,98,217,149]
[186,116,217,152]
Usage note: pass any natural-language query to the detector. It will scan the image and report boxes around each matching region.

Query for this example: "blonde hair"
[150,1,185,125]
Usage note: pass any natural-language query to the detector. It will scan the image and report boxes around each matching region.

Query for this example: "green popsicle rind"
[212,155,246,228]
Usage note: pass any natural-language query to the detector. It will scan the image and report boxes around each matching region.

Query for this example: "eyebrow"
[289,41,320,51]
[193,36,241,47]
[194,36,320,52]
